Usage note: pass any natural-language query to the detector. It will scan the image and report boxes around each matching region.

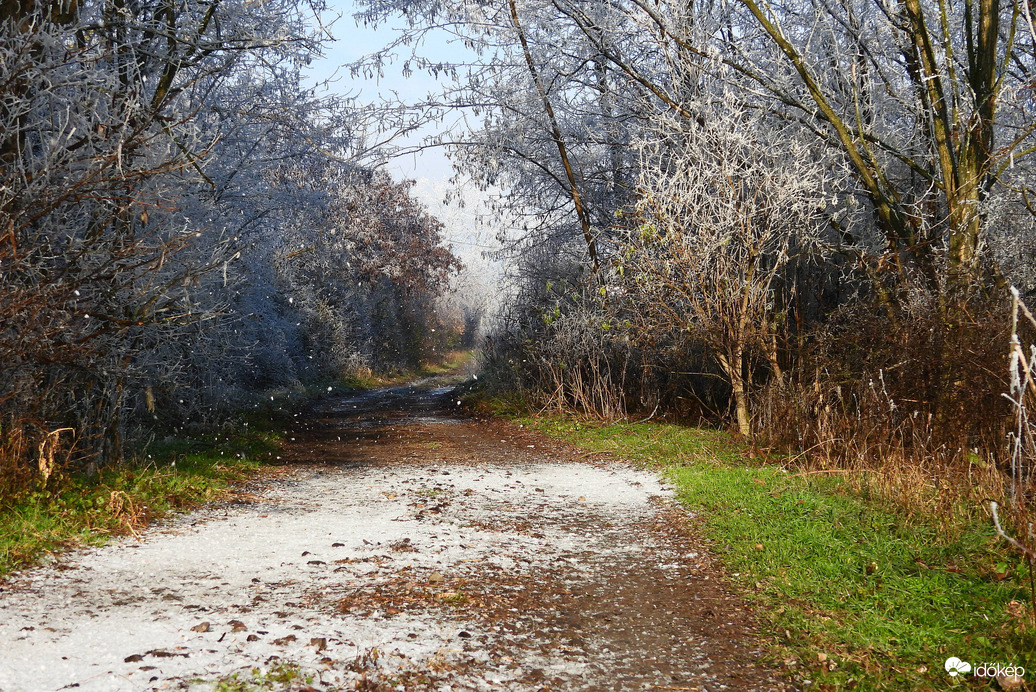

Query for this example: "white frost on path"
[0,461,671,691]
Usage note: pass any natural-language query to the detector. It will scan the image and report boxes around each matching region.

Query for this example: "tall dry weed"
[984,288,1036,625]
[0,418,78,495]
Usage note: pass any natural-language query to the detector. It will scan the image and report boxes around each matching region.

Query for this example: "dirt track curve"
[0,378,788,691]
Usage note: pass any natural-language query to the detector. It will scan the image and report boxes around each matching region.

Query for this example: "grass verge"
[339,349,476,390]
[504,410,1035,691]
[0,429,278,579]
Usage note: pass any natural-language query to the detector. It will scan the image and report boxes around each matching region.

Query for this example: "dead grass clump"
[0,423,34,495]
[105,489,151,537]
[0,418,79,497]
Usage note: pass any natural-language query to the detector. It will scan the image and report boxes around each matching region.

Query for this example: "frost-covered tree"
[550,0,1036,294]
[0,0,461,482]
[0,0,326,464]
[353,0,644,277]
[622,97,838,434]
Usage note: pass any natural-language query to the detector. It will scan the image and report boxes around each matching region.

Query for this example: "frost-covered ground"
[0,385,784,691]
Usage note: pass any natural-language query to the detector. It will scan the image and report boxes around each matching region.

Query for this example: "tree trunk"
[717,349,751,436]
[508,0,599,274]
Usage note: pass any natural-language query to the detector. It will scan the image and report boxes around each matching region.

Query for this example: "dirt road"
[0,380,786,691]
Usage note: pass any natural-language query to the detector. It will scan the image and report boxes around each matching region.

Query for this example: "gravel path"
[0,381,787,691]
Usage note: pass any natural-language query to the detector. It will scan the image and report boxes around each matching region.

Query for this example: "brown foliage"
[755,295,1013,497]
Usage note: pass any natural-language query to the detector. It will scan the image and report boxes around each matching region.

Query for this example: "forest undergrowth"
[472,289,1036,688]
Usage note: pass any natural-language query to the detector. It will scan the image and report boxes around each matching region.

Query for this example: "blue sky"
[305,0,469,184]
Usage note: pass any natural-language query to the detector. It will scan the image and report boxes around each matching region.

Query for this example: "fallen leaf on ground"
[999,673,1024,689]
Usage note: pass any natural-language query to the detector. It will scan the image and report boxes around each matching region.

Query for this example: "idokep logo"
[973,662,1026,678]
[944,657,1026,683]
[944,657,972,677]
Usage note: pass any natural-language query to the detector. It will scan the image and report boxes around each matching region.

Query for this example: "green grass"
[421,349,476,376]
[0,430,277,579]
[512,413,1036,691]
[192,662,315,691]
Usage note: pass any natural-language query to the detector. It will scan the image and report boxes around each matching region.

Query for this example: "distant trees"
[275,169,461,374]
[0,0,460,485]
[355,0,1036,479]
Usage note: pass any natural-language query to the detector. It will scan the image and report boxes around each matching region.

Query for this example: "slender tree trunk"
[718,348,751,436]
[508,0,600,274]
